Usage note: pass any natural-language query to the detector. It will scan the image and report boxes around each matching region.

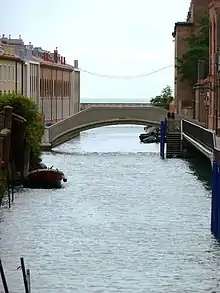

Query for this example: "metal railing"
[182,119,215,149]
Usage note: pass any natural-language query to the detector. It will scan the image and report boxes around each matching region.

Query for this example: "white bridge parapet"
[80,103,151,110]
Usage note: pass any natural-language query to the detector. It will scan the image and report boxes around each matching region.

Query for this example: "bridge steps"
[166,132,182,158]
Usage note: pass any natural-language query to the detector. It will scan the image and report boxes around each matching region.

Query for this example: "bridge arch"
[43,105,169,149]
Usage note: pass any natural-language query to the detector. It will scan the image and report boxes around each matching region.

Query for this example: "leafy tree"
[0,93,44,166]
[176,14,209,85]
[150,85,173,109]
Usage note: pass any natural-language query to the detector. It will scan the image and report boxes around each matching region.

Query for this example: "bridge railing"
[80,103,151,111]
[182,119,215,150]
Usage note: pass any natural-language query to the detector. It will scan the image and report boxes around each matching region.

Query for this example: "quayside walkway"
[42,104,170,149]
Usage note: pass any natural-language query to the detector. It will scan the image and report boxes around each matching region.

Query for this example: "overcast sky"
[1,0,189,101]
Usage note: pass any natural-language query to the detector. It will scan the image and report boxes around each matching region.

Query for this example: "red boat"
[23,165,67,189]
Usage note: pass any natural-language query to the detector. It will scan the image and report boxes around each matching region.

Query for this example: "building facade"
[172,0,210,119]
[0,41,24,94]
[190,0,220,130]
[33,52,75,123]
[208,0,220,130]
[0,35,80,124]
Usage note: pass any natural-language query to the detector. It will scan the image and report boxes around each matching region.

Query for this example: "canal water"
[0,125,218,293]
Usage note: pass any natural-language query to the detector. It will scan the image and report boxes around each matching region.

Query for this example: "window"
[12,66,15,81]
[30,76,32,95]
[33,75,35,94]
[64,81,66,97]
[40,78,43,97]
[57,81,59,96]
[68,81,70,96]
[8,66,10,80]
[0,65,2,81]
[61,80,63,97]
[35,76,38,94]
[51,80,54,97]
[49,80,51,96]
[44,79,46,97]
[4,65,7,81]
[46,79,49,97]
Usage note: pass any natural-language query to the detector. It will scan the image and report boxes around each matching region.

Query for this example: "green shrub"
[0,93,44,166]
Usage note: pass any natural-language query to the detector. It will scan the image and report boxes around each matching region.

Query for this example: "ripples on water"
[0,125,219,293]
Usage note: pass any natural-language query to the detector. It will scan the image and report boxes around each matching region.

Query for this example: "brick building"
[172,0,210,120]
[208,0,220,130]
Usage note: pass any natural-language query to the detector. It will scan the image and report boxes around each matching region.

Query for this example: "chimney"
[74,60,78,68]
[60,56,63,64]
[19,35,21,39]
[9,34,11,39]
[63,57,66,65]
[54,47,58,63]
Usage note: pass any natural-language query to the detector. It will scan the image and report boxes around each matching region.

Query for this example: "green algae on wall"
[0,168,8,204]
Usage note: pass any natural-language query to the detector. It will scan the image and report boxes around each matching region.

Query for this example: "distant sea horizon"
[81,97,150,103]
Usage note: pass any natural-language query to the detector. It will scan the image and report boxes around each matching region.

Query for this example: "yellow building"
[0,35,80,125]
[0,41,24,94]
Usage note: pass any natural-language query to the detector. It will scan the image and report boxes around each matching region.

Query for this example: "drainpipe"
[21,62,24,95]
[56,69,58,122]
[41,68,44,116]
[50,68,53,123]
[15,61,18,94]
[197,60,205,122]
[69,71,71,116]
[61,69,64,119]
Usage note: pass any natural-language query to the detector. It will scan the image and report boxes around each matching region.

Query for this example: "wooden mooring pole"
[20,257,29,293]
[27,269,31,293]
[0,259,9,293]
[160,120,166,159]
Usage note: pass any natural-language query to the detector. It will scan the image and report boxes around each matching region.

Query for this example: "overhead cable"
[79,64,173,79]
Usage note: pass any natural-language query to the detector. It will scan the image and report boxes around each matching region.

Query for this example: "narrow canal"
[0,125,218,293]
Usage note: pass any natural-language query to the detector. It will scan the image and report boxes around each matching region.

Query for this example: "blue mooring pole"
[211,161,219,237]
[160,120,165,159]
[217,164,220,238]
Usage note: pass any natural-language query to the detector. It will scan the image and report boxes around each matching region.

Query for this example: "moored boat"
[142,136,160,143]
[23,166,67,189]
[139,126,160,142]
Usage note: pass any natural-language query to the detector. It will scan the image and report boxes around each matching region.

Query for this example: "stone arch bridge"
[42,105,172,149]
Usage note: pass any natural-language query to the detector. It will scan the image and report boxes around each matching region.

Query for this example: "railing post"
[180,120,183,141]
[217,164,220,238]
[211,158,220,240]
[160,120,165,159]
